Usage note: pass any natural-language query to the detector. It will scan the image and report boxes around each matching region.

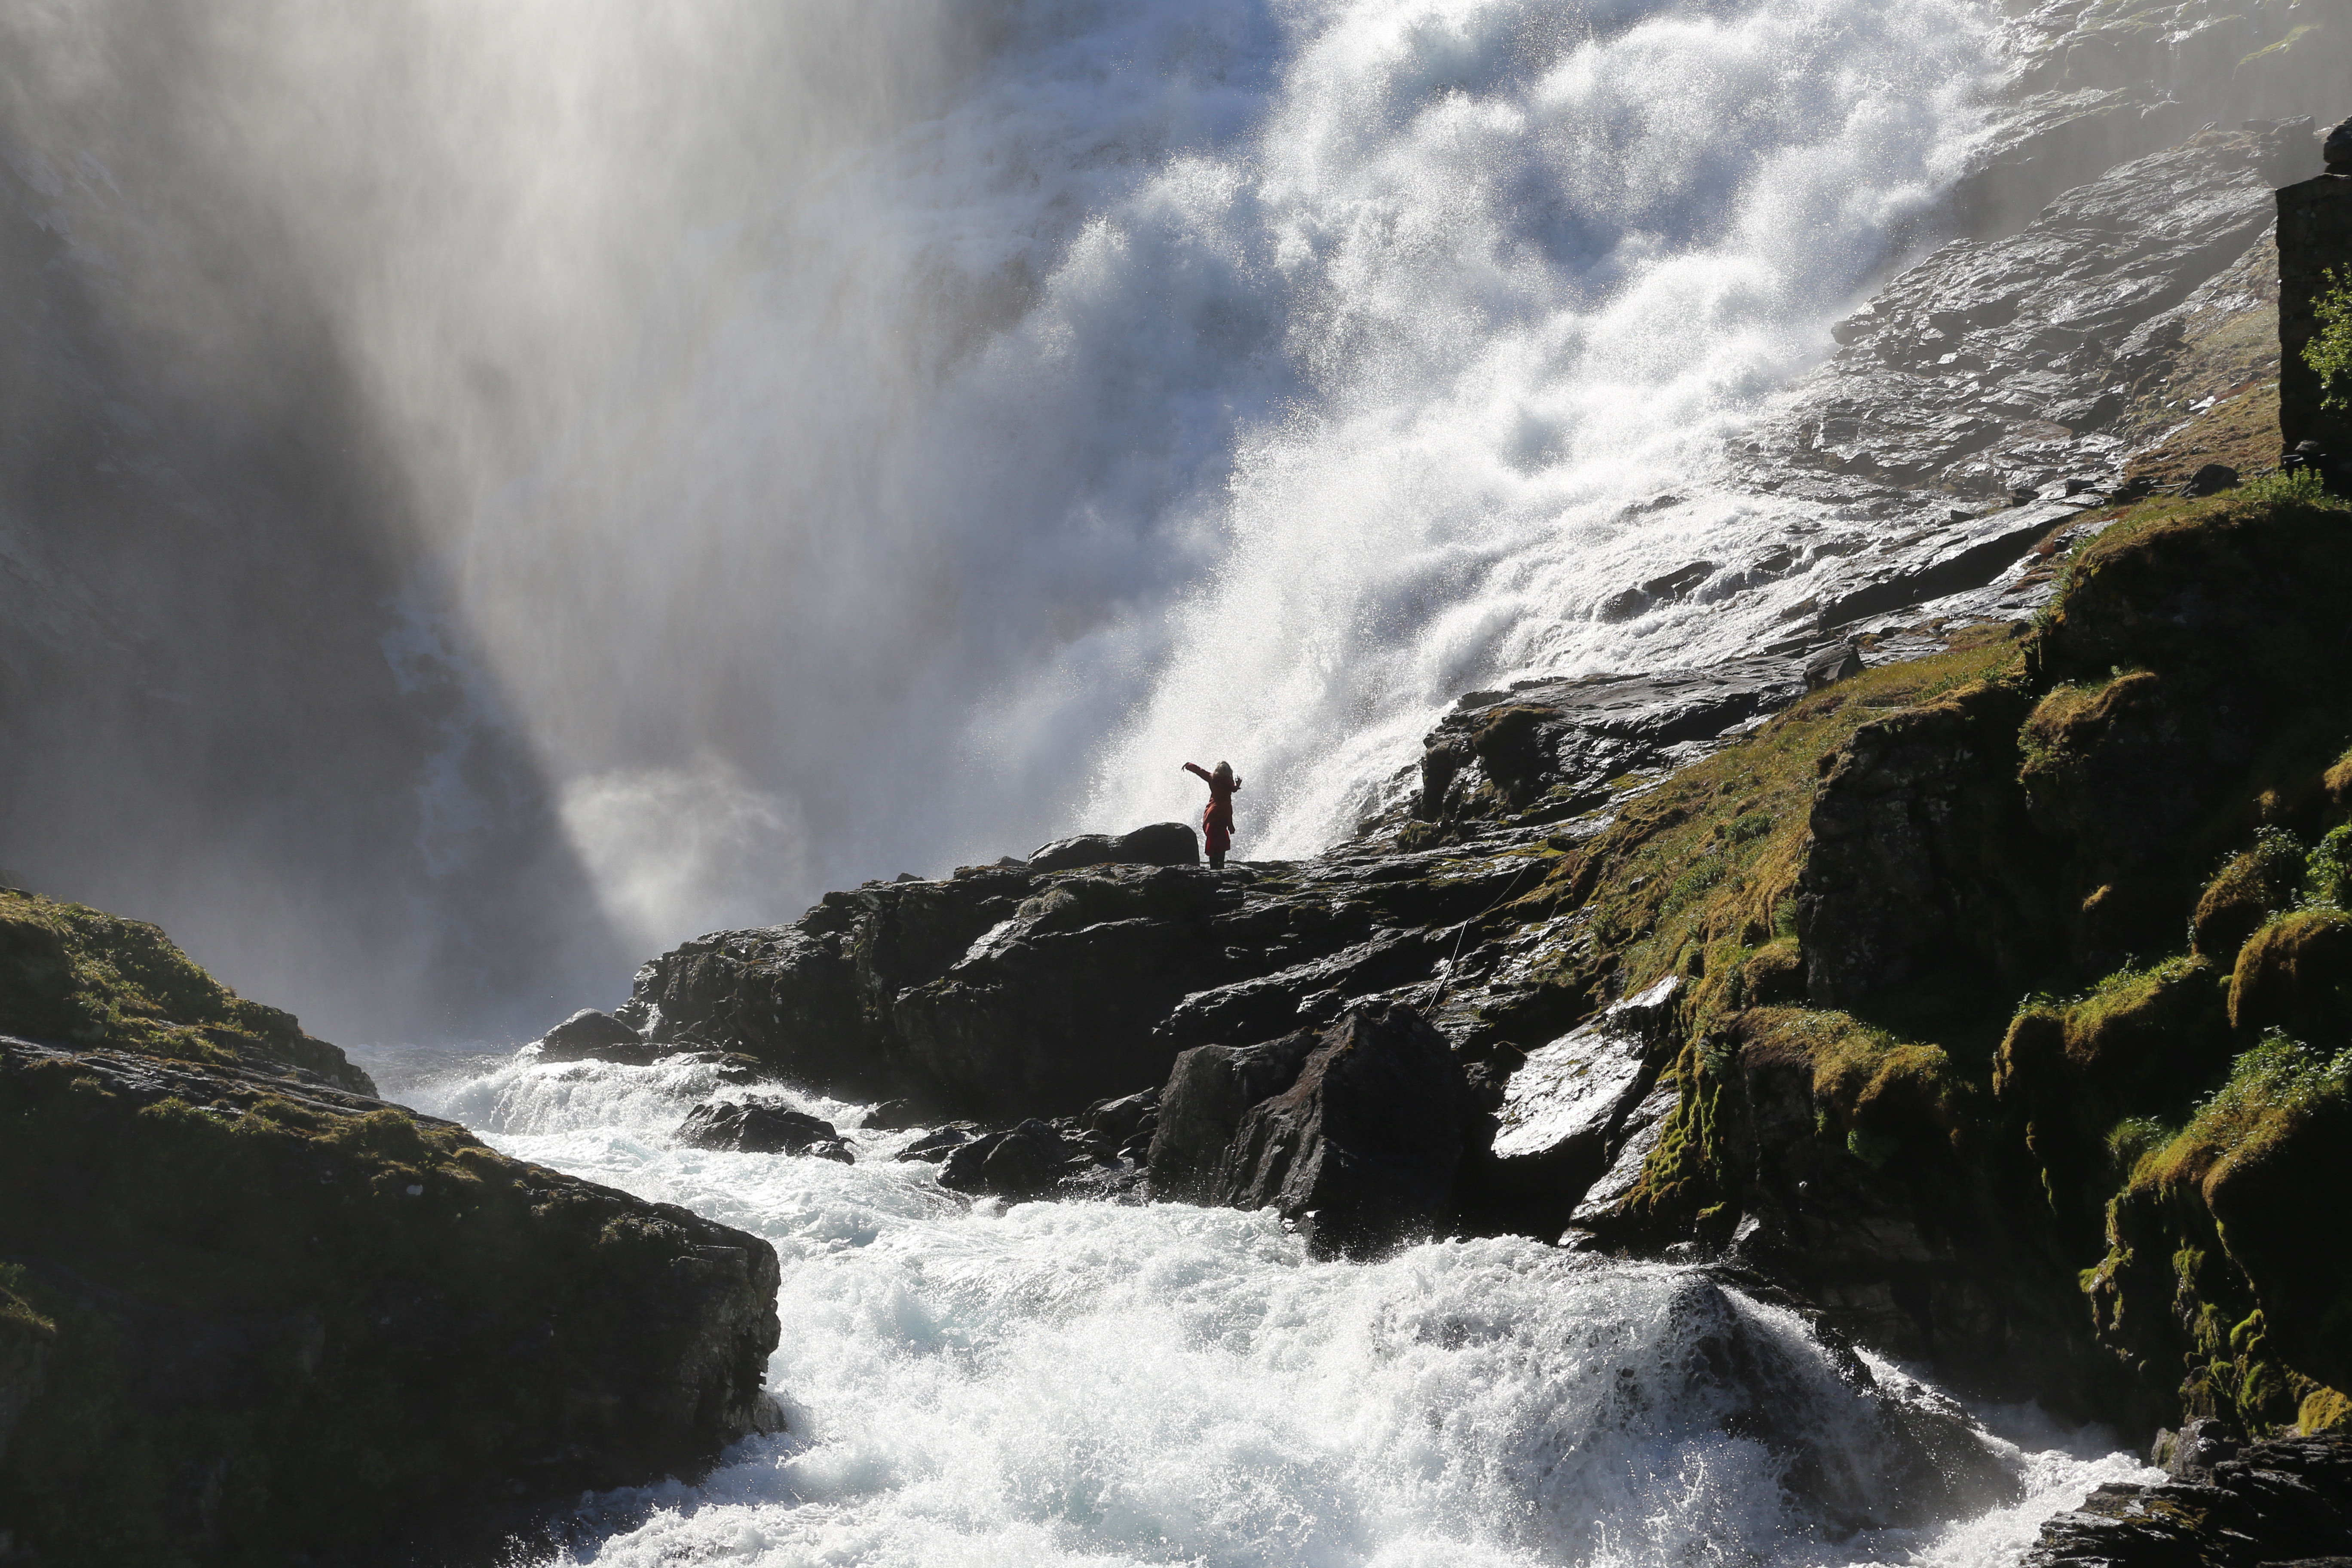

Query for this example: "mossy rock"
[2302,1386,2352,1434]
[0,1043,781,1565]
[0,891,371,1094]
[2322,748,2352,818]
[2194,833,2306,964]
[2199,1084,2352,1400]
[2066,956,2233,1101]
[2230,909,2352,1044]
[2094,1033,2352,1426]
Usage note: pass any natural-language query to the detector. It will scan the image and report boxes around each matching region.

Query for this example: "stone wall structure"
[2276,133,2352,464]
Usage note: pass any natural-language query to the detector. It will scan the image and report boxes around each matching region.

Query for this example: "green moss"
[2104,1117,2175,1181]
[2229,909,2352,1044]
[2193,830,2306,962]
[0,1053,770,1564]
[0,890,368,1092]
[1512,636,2024,1035]
[2303,1387,2352,1433]
[2144,1031,2351,1191]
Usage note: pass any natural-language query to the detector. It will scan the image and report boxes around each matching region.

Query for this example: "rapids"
[378,1048,2154,1568]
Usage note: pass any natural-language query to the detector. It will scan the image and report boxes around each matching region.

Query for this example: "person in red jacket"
[1182,760,1243,869]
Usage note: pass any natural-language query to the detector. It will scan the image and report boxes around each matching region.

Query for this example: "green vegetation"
[0,889,369,1091]
[1510,625,2027,1034]
[1530,481,2352,1432]
[2307,266,2352,413]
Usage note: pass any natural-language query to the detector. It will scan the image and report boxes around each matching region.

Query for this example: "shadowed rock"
[539,1008,654,1064]
[677,1099,853,1162]
[938,1119,1075,1198]
[1207,1002,1472,1259]
[1027,822,1199,873]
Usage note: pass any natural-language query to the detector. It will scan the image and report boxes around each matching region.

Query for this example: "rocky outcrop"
[620,843,1547,1120]
[539,1006,652,1063]
[0,1034,783,1566]
[1413,660,1808,831]
[2023,1431,2352,1568]
[1026,821,1198,872]
[0,888,376,1096]
[1206,1003,1473,1259]
[677,1099,854,1161]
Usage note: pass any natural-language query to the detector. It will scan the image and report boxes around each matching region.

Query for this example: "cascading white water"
[3,0,2017,999]
[388,1051,2154,1567]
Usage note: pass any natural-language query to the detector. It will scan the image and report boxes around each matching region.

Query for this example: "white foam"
[394,1052,2150,1567]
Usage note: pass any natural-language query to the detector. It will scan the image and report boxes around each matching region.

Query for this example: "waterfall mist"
[3,0,2317,1041]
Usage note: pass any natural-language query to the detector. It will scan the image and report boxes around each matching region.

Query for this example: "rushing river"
[368,1047,2152,1568]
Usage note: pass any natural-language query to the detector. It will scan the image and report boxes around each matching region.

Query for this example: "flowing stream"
[378,1050,2153,1568]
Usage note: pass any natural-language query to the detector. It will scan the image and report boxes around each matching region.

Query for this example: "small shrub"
[2242,467,2330,505]
[2146,1029,2352,1189]
[2105,1115,2175,1177]
[2308,824,2352,910]
[2308,266,2352,414]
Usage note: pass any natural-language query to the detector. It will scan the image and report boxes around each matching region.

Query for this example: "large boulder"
[937,1119,1076,1199]
[0,1037,782,1564]
[1026,822,1199,873]
[538,1007,654,1064]
[676,1100,853,1162]
[1147,1029,1323,1201]
[1209,1002,1472,1259]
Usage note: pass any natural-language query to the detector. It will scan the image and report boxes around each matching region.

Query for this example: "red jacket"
[1184,763,1240,853]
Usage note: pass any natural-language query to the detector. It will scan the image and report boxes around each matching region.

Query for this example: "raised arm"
[1182,762,1213,783]
[1232,776,1243,792]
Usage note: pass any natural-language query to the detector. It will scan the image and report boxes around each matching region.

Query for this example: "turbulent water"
[381,1049,2153,1568]
[4,0,2022,1029]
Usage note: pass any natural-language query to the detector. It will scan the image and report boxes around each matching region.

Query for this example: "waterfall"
[3,0,2002,1030]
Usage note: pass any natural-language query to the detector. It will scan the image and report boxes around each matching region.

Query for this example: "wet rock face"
[1147,1030,1322,1201]
[1212,1003,1472,1259]
[539,1006,652,1063]
[2023,1433,2352,1568]
[1750,126,2299,512]
[677,1099,853,1161]
[0,1036,783,1565]
[1415,659,1807,830]
[1484,977,1681,1237]
[1026,821,1199,873]
[1148,1003,1476,1259]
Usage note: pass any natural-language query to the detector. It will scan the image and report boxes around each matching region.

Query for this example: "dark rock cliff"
[0,894,783,1567]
